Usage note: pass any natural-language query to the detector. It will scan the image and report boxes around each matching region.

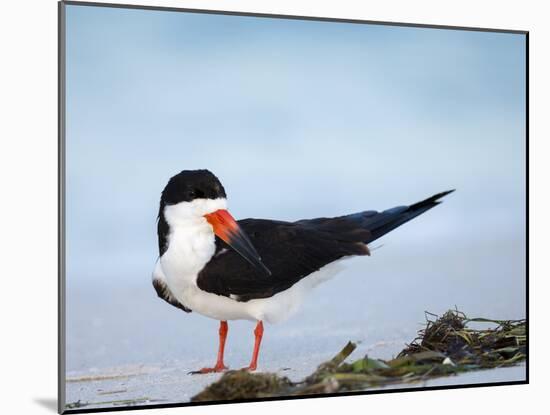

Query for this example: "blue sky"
[65,4,526,297]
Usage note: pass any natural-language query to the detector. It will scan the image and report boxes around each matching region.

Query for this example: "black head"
[156,169,271,276]
[160,169,226,207]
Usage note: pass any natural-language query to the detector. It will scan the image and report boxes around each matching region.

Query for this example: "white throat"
[163,197,227,227]
[160,197,227,289]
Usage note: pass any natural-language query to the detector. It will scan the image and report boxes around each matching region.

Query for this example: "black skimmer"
[152,169,453,373]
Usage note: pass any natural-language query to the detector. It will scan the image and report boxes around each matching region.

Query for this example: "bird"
[152,169,454,374]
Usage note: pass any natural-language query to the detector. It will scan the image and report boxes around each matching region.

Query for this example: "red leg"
[194,321,229,374]
[243,321,264,371]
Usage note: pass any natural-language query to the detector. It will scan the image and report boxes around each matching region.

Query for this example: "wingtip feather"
[435,189,456,200]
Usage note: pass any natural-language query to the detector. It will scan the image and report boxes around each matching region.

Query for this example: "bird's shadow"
[34,398,57,413]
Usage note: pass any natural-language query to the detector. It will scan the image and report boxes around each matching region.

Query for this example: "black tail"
[297,190,454,247]
[362,189,455,244]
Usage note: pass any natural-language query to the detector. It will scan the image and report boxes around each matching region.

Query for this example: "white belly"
[162,248,348,323]
[158,212,349,324]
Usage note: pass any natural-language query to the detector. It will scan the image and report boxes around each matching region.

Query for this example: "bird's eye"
[188,189,205,199]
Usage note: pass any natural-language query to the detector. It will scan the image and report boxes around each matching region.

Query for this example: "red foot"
[190,321,231,375]
[242,321,263,372]
[190,363,228,375]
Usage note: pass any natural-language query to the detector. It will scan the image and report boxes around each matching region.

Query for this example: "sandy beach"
[65,251,526,410]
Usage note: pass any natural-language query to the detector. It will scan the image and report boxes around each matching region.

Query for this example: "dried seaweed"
[191,371,293,401]
[191,309,526,402]
[398,310,526,368]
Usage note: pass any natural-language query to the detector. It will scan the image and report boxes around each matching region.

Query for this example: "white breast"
[157,197,349,324]
[160,226,349,323]
[160,219,216,295]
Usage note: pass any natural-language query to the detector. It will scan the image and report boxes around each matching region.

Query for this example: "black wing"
[197,218,369,301]
[196,190,453,302]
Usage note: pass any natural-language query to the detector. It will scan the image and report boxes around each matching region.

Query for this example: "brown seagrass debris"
[191,309,526,402]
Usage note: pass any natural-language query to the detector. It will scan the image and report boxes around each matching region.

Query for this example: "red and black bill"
[204,209,272,277]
